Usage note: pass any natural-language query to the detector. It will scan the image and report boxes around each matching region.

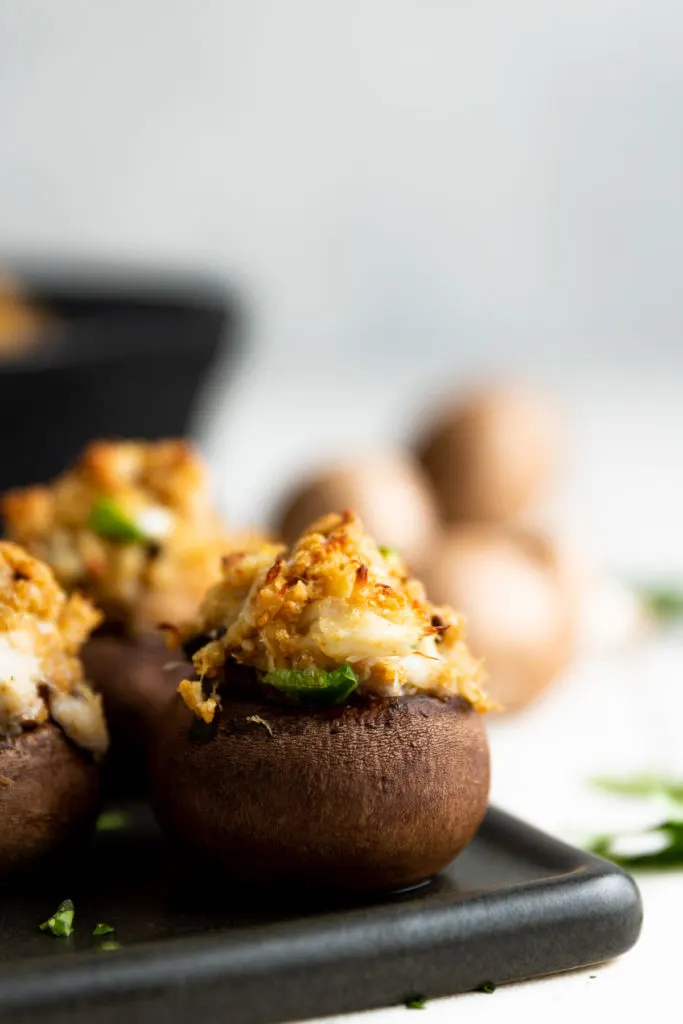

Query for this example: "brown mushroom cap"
[0,723,100,875]
[422,525,575,712]
[417,384,561,523]
[276,454,439,570]
[82,635,187,743]
[149,687,490,892]
[82,634,190,795]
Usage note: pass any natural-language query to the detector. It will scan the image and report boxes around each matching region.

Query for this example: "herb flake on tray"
[39,899,75,938]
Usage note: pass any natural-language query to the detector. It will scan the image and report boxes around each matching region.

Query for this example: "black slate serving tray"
[0,802,641,1024]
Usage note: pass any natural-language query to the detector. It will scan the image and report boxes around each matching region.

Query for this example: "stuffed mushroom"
[2,440,229,776]
[0,272,50,359]
[150,512,492,892]
[0,542,108,874]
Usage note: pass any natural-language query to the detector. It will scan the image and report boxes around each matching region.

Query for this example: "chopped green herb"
[378,545,400,560]
[405,995,427,1010]
[588,819,683,869]
[96,809,130,832]
[590,773,683,803]
[479,982,496,994]
[88,498,148,544]
[263,663,359,706]
[93,923,115,936]
[635,583,683,624]
[39,899,75,938]
[98,940,122,952]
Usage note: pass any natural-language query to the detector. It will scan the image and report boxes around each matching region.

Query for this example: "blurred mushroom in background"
[272,379,647,713]
[422,524,577,712]
[416,382,561,524]
[275,451,439,572]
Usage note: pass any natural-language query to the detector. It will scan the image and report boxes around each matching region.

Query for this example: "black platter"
[0,802,641,1023]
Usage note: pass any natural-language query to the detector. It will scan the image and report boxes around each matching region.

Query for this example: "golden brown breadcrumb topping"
[2,440,229,635]
[0,542,108,755]
[178,512,493,721]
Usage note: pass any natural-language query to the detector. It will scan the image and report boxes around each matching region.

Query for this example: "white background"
[2,1,683,370]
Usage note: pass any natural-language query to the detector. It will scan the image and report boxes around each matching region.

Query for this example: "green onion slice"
[263,663,359,706]
[88,498,148,544]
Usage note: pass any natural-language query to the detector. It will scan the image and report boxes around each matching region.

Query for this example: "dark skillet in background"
[0,261,239,490]
[0,260,238,795]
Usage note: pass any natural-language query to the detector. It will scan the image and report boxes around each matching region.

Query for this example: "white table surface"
[198,356,683,1022]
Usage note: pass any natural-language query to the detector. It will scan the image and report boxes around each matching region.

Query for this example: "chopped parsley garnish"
[479,982,496,994]
[588,769,683,869]
[589,820,683,869]
[88,498,148,544]
[96,809,130,832]
[263,663,359,706]
[98,940,122,952]
[590,773,683,803]
[405,995,427,1009]
[635,583,683,624]
[93,923,115,936]
[378,545,400,560]
[39,899,75,938]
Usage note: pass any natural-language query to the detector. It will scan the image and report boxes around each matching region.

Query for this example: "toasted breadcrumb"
[0,542,108,755]
[2,440,230,635]
[178,512,494,720]
[178,679,218,724]
[246,714,274,736]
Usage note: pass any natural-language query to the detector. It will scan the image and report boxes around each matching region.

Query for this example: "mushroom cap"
[82,634,186,743]
[422,525,575,712]
[0,722,101,875]
[276,454,439,570]
[82,634,189,796]
[149,687,490,892]
[417,384,561,523]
